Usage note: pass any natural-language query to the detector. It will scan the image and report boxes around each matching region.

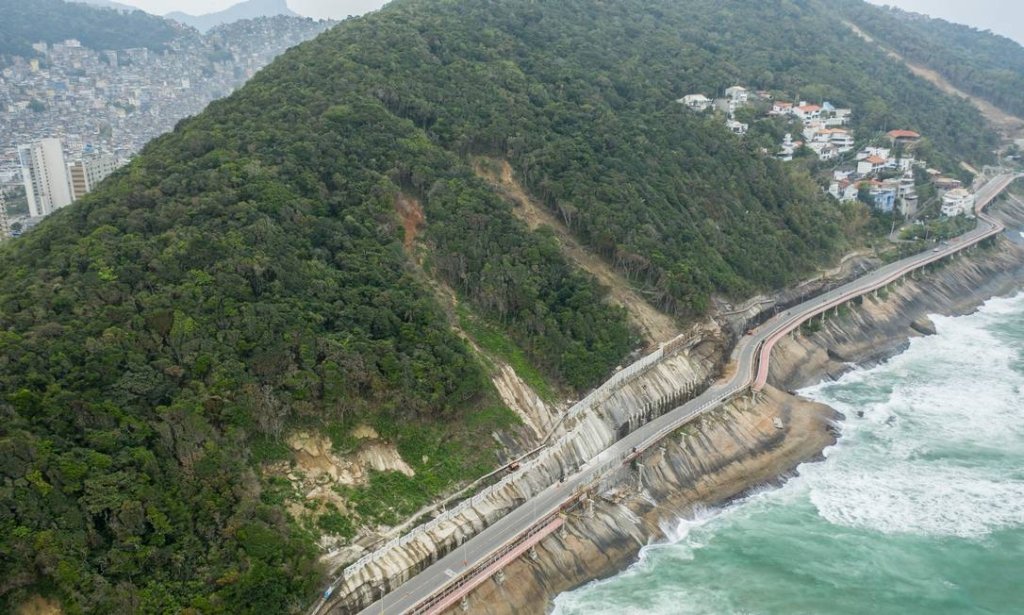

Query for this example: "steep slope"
[167,0,299,33]
[0,0,178,56]
[835,1,1024,120]
[842,21,1024,143]
[0,0,1004,613]
[73,0,142,12]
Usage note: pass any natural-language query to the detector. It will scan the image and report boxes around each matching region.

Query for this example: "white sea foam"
[799,292,1024,538]
[554,293,1024,614]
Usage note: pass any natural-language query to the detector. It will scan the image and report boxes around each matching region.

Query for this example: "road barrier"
[328,330,696,594]
[322,173,1020,615]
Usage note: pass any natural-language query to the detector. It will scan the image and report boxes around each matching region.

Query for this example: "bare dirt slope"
[844,21,1024,142]
[474,158,679,345]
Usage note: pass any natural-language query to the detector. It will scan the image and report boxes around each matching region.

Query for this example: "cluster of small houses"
[677,86,976,219]
[827,142,974,218]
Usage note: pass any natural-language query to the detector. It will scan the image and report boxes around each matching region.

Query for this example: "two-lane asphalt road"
[333,173,1018,615]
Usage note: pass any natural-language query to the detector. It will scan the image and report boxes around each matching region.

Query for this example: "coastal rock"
[448,200,1024,614]
[458,387,839,615]
[910,316,938,336]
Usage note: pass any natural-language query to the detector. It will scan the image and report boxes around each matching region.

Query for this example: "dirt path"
[844,20,1024,142]
[474,158,680,345]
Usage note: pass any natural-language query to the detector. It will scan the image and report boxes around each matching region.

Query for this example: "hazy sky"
[112,0,389,19]
[866,0,1024,45]
[109,0,1024,45]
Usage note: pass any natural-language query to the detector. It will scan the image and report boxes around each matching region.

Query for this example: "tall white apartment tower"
[68,154,120,201]
[0,189,11,241]
[19,138,73,218]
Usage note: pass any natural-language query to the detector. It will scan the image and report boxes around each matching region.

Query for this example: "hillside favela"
[0,0,332,234]
[0,1,1023,615]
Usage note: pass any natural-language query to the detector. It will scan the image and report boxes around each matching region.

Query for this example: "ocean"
[552,292,1024,615]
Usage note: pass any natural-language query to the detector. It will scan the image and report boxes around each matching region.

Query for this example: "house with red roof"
[887,129,921,146]
[793,103,822,121]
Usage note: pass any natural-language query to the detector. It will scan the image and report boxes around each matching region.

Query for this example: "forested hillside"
[835,1,1024,118]
[0,0,1000,612]
[0,0,178,56]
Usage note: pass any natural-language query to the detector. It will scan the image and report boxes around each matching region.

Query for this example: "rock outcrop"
[446,198,1024,614]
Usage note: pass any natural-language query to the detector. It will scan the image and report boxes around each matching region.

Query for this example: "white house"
[725,86,749,103]
[809,141,839,161]
[678,94,712,111]
[793,103,822,121]
[829,178,859,202]
[857,155,889,176]
[941,188,975,217]
[897,173,918,217]
[726,119,749,135]
[895,156,916,172]
[770,101,794,116]
[827,129,855,152]
[824,108,853,127]
[777,133,800,161]
[856,146,891,161]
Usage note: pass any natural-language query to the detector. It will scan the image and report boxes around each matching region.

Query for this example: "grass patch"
[317,509,356,539]
[250,436,292,464]
[899,216,976,242]
[457,305,556,401]
[466,405,521,430]
[801,318,823,334]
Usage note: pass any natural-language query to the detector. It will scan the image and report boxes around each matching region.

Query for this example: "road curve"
[326,173,1018,615]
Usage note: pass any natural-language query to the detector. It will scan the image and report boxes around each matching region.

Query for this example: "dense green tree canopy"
[0,0,1001,612]
[835,0,1024,118]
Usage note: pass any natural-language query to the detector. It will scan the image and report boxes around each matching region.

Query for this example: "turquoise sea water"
[552,292,1024,615]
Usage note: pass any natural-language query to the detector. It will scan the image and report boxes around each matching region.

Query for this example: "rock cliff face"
[769,236,1024,391]
[447,198,1024,615]
[327,330,724,611]
[460,387,839,614]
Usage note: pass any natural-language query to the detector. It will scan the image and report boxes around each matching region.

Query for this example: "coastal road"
[335,173,1018,615]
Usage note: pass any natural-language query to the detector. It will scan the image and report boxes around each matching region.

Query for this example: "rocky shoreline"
[449,198,1024,614]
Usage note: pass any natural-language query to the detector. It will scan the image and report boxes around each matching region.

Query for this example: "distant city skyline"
[107,1,1024,45]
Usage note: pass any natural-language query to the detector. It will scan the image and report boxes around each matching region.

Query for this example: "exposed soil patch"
[263,429,416,538]
[16,596,62,615]
[395,193,425,251]
[473,157,680,346]
[845,20,1024,142]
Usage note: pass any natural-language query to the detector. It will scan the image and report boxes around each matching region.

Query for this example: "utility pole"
[0,189,10,241]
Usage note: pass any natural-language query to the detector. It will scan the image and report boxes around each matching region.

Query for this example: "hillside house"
[808,141,838,161]
[941,188,975,217]
[725,85,750,103]
[829,178,859,202]
[933,176,962,190]
[869,183,897,213]
[793,103,822,121]
[857,155,889,175]
[777,133,801,161]
[824,108,852,127]
[678,94,712,111]
[726,119,749,135]
[887,129,921,146]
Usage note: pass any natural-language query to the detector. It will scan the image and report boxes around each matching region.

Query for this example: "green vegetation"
[835,1,1024,118]
[337,404,519,527]
[458,305,555,400]
[0,0,177,56]
[316,508,354,540]
[899,217,976,242]
[0,0,1002,612]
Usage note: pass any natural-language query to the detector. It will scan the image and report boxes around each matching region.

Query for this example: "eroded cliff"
[448,198,1024,615]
